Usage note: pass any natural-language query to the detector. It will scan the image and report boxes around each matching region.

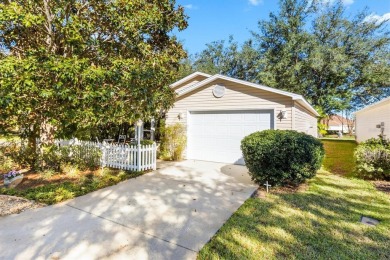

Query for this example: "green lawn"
[198,140,390,260]
[321,139,357,176]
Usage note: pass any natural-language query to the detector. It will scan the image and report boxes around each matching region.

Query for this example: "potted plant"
[3,169,24,187]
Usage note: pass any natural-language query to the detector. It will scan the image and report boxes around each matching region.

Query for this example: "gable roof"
[169,72,211,88]
[355,96,390,114]
[172,72,319,117]
[326,115,353,126]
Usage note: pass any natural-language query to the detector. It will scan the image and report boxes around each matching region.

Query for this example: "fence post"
[153,142,157,170]
[101,142,106,168]
[136,120,142,172]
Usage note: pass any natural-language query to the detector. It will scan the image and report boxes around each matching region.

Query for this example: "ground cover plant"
[0,168,144,205]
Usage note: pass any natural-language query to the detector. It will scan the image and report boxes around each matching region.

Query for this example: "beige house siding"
[294,101,318,137]
[171,75,209,91]
[166,79,293,131]
[355,100,390,142]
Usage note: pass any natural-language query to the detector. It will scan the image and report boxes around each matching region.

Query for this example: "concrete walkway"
[0,160,257,260]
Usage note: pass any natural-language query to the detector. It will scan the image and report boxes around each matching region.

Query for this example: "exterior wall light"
[278,110,287,120]
[178,112,183,120]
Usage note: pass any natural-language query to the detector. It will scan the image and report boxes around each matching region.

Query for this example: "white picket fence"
[101,143,157,171]
[56,139,157,171]
[55,139,102,166]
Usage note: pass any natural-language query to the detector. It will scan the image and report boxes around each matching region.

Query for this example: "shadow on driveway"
[0,160,257,259]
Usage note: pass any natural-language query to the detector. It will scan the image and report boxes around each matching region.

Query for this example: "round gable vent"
[212,84,225,98]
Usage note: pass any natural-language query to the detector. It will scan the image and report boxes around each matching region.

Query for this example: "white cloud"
[183,4,197,10]
[341,0,354,5]
[364,13,390,24]
[248,0,263,6]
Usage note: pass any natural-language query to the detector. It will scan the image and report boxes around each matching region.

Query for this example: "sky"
[174,0,390,56]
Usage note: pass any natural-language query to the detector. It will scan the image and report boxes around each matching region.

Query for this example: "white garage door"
[188,110,273,164]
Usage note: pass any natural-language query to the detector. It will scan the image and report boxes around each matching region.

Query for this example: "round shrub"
[241,130,324,186]
[354,138,390,180]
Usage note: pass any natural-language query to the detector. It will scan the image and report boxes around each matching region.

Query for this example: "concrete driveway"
[0,160,257,260]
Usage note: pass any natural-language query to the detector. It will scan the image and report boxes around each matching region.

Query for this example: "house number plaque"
[213,84,225,98]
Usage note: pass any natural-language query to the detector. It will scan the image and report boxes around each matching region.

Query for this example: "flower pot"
[4,174,24,188]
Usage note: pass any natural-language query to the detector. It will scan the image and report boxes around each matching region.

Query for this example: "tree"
[253,0,390,114]
[0,0,188,163]
[254,0,312,94]
[192,36,259,81]
[176,56,195,80]
[307,2,390,113]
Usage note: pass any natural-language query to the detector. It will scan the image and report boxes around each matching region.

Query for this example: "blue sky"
[174,0,390,55]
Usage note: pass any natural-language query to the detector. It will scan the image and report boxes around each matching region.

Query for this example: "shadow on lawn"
[199,172,390,259]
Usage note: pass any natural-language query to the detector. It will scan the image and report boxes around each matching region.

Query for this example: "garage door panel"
[188,110,273,164]
[214,125,228,135]
[229,125,243,136]
[228,113,244,122]
[214,114,229,123]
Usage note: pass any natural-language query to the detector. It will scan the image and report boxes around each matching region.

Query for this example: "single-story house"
[355,96,390,142]
[321,114,354,134]
[166,72,319,164]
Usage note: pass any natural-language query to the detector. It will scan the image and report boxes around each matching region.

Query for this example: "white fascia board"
[177,74,300,98]
[293,96,320,117]
[355,96,390,114]
[170,72,211,88]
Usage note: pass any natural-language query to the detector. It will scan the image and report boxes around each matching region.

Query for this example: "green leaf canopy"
[0,0,188,140]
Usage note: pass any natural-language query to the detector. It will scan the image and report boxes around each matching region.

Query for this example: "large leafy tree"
[254,0,390,114]
[0,0,187,158]
[192,36,259,81]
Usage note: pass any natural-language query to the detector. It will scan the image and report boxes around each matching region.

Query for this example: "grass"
[0,168,144,205]
[198,140,390,259]
[321,139,357,176]
[198,170,390,259]
[321,135,356,140]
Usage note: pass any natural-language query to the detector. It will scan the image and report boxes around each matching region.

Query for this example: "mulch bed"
[0,168,102,217]
[0,195,44,217]
[373,181,390,195]
[252,182,309,198]
[0,168,101,190]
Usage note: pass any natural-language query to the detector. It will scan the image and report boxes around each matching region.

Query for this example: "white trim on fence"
[55,139,157,171]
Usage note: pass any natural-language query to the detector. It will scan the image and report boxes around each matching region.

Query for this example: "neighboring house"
[322,115,354,134]
[355,96,390,142]
[166,72,319,164]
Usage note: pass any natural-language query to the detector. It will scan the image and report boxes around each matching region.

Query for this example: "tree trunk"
[26,124,39,167]
[25,119,56,169]
[39,119,56,146]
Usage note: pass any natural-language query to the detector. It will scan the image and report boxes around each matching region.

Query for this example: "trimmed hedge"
[354,138,390,180]
[241,130,324,186]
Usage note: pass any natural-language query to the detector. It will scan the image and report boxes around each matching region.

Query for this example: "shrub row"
[0,142,101,173]
[354,138,390,180]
